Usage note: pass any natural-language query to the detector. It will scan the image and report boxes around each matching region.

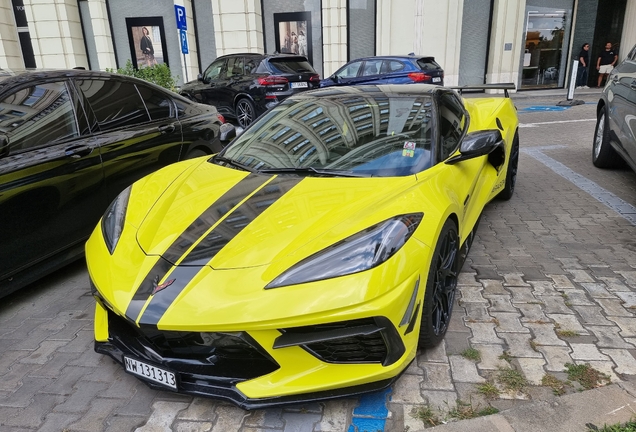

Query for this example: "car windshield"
[220,90,434,177]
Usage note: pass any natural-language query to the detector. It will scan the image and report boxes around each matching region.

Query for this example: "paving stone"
[104,415,147,432]
[458,272,480,286]
[57,329,93,354]
[581,283,616,299]
[546,313,589,335]
[608,317,636,338]
[28,352,80,379]
[284,402,322,414]
[458,286,488,304]
[499,333,543,359]
[559,289,595,306]
[596,298,635,317]
[575,360,621,383]
[502,273,530,287]
[177,398,217,422]
[473,265,502,281]
[281,412,322,432]
[616,271,636,287]
[465,321,504,344]
[491,312,529,333]
[443,331,470,355]
[484,294,517,313]
[174,420,213,432]
[37,412,81,432]
[586,326,636,349]
[481,279,509,295]
[50,317,92,341]
[555,258,583,269]
[535,294,574,315]
[18,340,68,365]
[524,322,567,346]
[528,280,558,296]
[2,393,65,428]
[516,358,547,385]
[135,401,189,432]
[473,344,509,370]
[599,277,633,292]
[420,390,459,412]
[405,358,424,375]
[570,343,611,361]
[568,269,596,283]
[453,382,490,411]
[39,365,88,396]
[536,345,573,372]
[573,305,612,326]
[448,355,485,383]
[506,287,536,303]
[110,383,157,417]
[447,309,470,333]
[420,362,454,390]
[0,351,29,376]
[53,380,109,413]
[463,303,492,322]
[601,349,636,375]
[401,404,427,432]
[392,374,425,403]
[515,303,549,323]
[315,399,356,432]
[548,274,576,289]
[615,291,636,308]
[418,339,447,363]
[67,397,128,432]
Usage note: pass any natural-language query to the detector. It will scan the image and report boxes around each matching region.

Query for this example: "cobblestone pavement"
[2,90,636,432]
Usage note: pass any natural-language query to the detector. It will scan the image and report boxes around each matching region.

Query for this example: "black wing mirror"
[445,130,503,165]
[197,73,203,82]
[219,123,236,143]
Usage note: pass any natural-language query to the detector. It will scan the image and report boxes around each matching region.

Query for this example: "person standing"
[576,43,590,89]
[140,27,157,67]
[596,42,617,87]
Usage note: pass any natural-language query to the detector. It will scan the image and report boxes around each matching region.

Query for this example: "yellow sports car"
[86,83,519,409]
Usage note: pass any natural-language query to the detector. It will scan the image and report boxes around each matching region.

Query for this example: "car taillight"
[257,76,288,85]
[408,72,432,82]
[216,113,225,124]
[309,74,320,82]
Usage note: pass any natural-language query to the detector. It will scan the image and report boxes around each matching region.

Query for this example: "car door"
[215,56,247,117]
[357,59,384,84]
[0,79,104,282]
[75,77,183,205]
[614,47,636,166]
[194,58,227,112]
[329,61,364,86]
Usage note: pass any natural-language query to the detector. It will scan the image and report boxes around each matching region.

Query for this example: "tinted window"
[136,85,174,120]
[245,57,259,74]
[417,58,442,70]
[204,59,225,82]
[0,82,79,153]
[439,92,467,160]
[78,79,150,130]
[267,58,316,74]
[336,61,362,78]
[226,56,245,77]
[362,59,383,76]
[381,60,405,73]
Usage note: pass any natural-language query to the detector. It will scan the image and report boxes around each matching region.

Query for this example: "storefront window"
[520,2,573,89]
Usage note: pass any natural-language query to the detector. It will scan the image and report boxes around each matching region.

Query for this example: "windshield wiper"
[212,155,254,172]
[257,167,370,177]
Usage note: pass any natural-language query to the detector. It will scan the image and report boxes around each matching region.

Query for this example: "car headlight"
[101,185,132,254]
[266,213,423,288]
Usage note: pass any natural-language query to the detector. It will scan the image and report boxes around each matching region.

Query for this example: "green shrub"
[107,60,179,91]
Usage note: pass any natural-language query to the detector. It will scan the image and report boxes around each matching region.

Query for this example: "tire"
[418,219,460,348]
[236,98,255,128]
[593,105,622,168]
[185,149,208,159]
[498,130,519,201]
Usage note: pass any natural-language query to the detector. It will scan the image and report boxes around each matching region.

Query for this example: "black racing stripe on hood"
[138,176,302,326]
[124,173,270,322]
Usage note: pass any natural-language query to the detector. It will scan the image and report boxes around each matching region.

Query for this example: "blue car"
[321,55,444,87]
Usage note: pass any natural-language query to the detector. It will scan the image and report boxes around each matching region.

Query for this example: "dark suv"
[593,44,636,172]
[320,55,444,88]
[181,53,320,128]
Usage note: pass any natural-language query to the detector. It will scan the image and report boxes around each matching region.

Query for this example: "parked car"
[593,44,636,172]
[0,69,228,299]
[180,53,320,128]
[87,82,519,409]
[320,55,444,88]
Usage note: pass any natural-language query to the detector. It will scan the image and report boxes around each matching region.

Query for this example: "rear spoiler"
[450,83,516,98]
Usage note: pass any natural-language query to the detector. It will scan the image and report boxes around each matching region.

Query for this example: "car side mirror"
[219,123,236,143]
[445,130,503,165]
[197,73,203,82]
[0,134,9,158]
[332,75,339,83]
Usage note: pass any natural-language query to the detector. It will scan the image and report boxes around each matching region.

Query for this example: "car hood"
[135,161,417,270]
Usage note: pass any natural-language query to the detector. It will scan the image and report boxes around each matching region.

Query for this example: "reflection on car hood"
[135,161,416,270]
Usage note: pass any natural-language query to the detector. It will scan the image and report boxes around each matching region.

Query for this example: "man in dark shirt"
[597,42,617,87]
[576,43,590,88]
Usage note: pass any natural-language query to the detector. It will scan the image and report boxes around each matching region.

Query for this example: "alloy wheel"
[237,100,254,128]
[430,229,458,335]
[594,113,605,160]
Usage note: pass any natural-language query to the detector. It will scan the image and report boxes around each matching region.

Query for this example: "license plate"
[291,82,308,88]
[124,356,177,390]
[432,77,441,83]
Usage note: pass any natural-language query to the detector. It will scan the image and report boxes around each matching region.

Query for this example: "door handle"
[158,124,176,134]
[64,145,93,158]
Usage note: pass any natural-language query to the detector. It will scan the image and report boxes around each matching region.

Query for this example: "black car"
[594,44,636,172]
[0,69,228,298]
[180,53,320,128]
[320,55,444,88]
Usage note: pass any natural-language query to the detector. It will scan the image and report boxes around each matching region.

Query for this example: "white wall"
[621,0,636,60]
[87,0,116,70]
[322,0,347,77]
[487,0,526,91]
[0,3,23,70]
[211,0,263,55]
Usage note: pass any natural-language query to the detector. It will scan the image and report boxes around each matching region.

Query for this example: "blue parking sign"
[180,29,189,54]
[175,5,187,30]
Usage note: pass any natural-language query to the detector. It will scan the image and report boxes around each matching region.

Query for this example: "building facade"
[1,0,635,91]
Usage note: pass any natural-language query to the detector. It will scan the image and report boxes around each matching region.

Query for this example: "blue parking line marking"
[347,387,392,432]
[524,148,636,226]
[519,105,570,112]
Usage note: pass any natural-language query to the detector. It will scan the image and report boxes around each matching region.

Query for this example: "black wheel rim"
[237,100,253,128]
[508,140,519,194]
[594,113,605,159]
[431,229,458,335]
